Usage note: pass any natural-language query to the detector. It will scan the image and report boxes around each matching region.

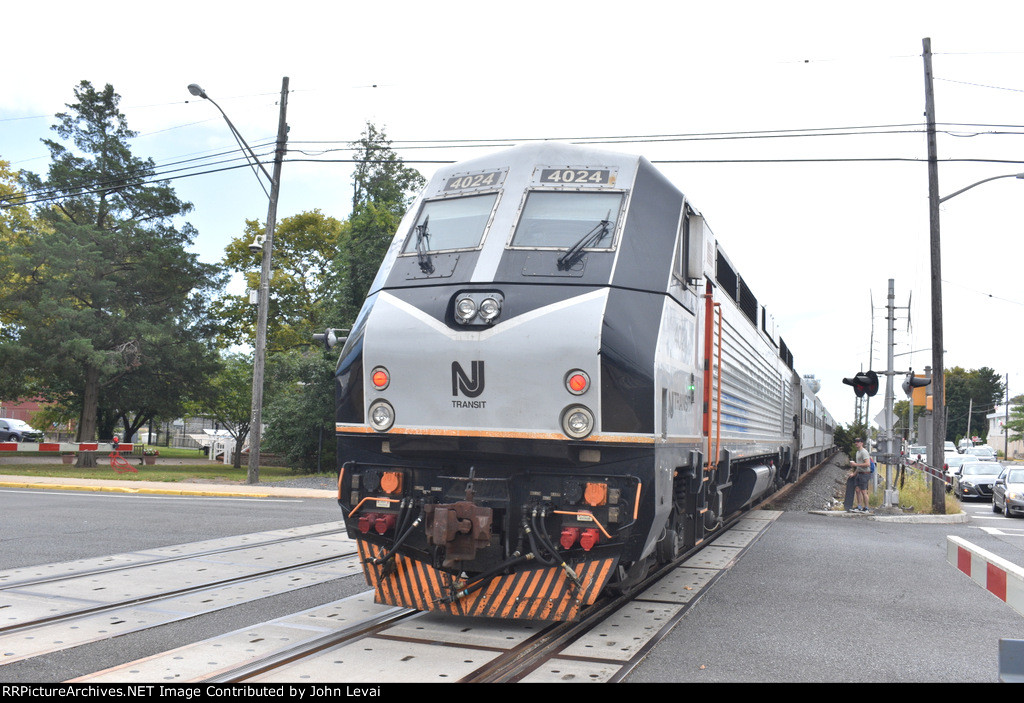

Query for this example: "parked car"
[0,418,44,442]
[952,461,1003,501]
[993,467,1024,518]
[964,446,998,462]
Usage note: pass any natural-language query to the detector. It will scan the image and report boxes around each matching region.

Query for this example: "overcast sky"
[3,0,1023,430]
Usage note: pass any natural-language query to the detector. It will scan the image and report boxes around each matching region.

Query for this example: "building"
[0,399,46,423]
[987,404,1024,460]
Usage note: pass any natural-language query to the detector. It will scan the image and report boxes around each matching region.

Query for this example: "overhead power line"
[4,121,1024,210]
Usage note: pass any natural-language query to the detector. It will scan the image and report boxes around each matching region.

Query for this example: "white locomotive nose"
[332,142,834,623]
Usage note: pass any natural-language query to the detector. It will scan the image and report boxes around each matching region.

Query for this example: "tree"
[945,366,1005,443]
[330,124,425,325]
[1007,406,1024,444]
[188,353,256,469]
[835,421,869,457]
[0,81,224,465]
[263,350,336,472]
[215,210,343,352]
[350,122,425,215]
[250,124,424,472]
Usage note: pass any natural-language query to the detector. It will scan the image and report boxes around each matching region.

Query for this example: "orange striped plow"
[356,540,618,621]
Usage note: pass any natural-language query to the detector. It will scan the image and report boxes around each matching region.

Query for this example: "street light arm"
[939,172,1024,204]
[187,84,274,196]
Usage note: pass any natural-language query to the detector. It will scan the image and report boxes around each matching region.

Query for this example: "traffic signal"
[842,370,879,397]
[902,371,931,397]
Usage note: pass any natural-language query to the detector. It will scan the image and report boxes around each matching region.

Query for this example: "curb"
[0,480,273,498]
[808,509,968,523]
[0,476,335,499]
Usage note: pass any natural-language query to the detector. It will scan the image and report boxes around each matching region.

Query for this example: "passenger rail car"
[330,143,834,621]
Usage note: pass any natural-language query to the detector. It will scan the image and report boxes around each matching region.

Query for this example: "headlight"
[451,291,504,325]
[561,405,595,439]
[455,297,477,323]
[478,297,501,322]
[1007,491,1021,501]
[368,400,395,432]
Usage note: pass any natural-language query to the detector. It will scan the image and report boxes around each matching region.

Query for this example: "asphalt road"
[3,460,1023,683]
[625,509,1024,683]
[0,486,367,683]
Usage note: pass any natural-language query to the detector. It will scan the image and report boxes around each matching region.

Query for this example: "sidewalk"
[0,454,337,499]
[0,472,337,499]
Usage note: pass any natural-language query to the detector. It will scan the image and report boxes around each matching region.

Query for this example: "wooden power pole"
[923,38,946,514]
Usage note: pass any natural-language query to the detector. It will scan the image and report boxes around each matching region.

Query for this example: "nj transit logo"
[451,361,485,398]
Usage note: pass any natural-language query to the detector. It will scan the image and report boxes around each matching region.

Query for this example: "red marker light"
[566,370,590,395]
[372,368,390,389]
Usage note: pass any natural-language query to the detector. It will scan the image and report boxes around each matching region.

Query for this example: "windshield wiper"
[415,215,434,274]
[556,211,611,270]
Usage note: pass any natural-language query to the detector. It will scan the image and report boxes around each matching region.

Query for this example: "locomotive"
[328,142,834,621]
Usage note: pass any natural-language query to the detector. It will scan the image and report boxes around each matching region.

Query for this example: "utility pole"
[923,38,946,514]
[247,77,290,485]
[883,279,896,505]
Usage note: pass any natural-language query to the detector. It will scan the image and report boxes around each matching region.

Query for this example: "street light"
[940,172,1024,204]
[189,78,290,485]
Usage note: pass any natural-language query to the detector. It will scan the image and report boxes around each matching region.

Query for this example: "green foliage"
[869,469,959,514]
[215,210,343,352]
[834,421,869,457]
[262,350,336,472]
[349,122,426,215]
[186,353,255,469]
[0,81,224,451]
[329,124,425,326]
[944,366,1005,443]
[1007,403,1024,443]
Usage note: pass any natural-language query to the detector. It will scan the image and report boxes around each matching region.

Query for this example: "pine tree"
[0,81,224,464]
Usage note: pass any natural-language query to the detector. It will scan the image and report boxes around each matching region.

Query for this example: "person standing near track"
[849,438,872,513]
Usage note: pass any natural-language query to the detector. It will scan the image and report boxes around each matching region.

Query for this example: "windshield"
[401,193,498,254]
[962,464,997,476]
[511,191,623,249]
[1006,470,1024,483]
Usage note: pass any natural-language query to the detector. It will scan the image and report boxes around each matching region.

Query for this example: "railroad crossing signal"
[843,370,879,397]
[902,371,931,397]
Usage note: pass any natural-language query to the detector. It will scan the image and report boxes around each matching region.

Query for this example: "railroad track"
[0,523,359,666]
[21,462,832,683]
[74,507,781,683]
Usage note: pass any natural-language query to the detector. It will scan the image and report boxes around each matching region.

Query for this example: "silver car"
[964,446,998,462]
[0,418,44,442]
[944,453,974,491]
[993,467,1024,518]
[953,461,1003,501]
